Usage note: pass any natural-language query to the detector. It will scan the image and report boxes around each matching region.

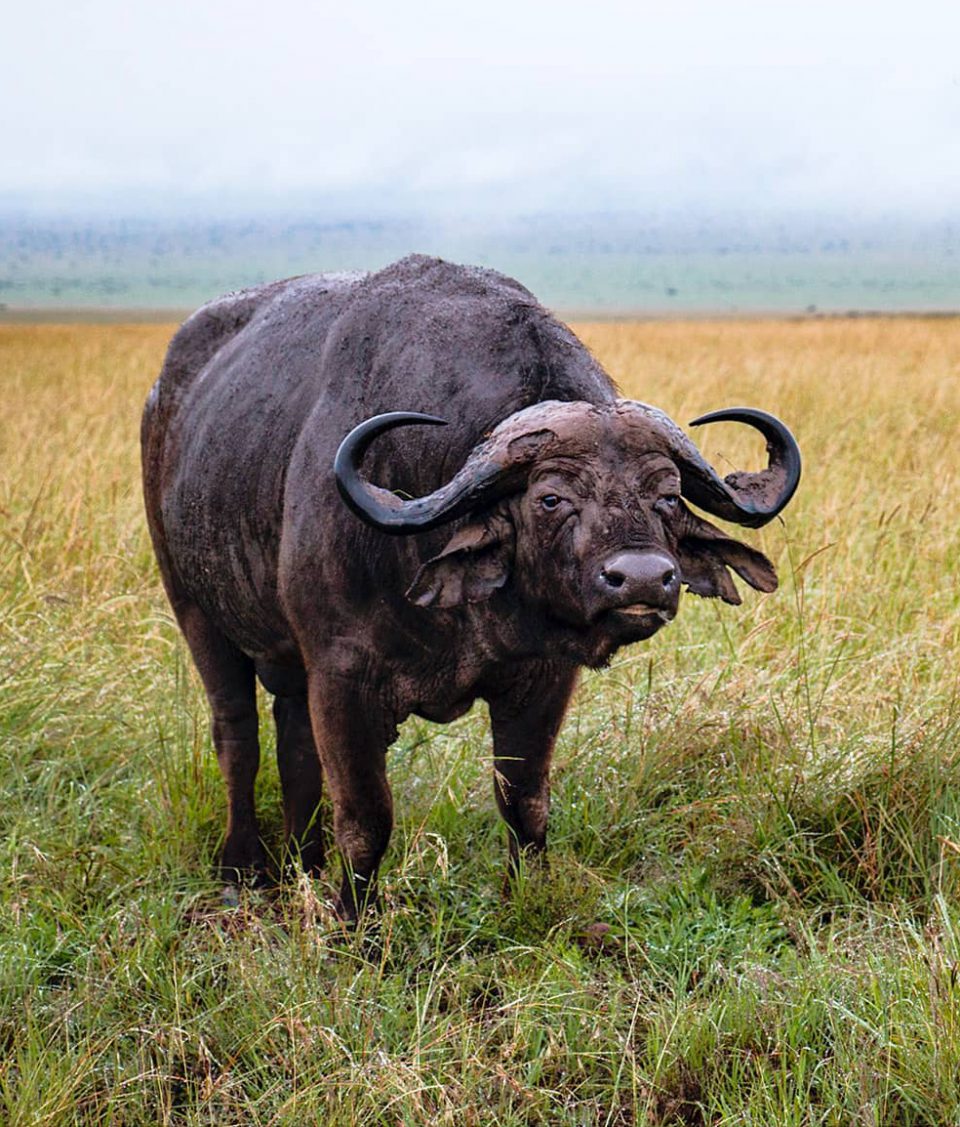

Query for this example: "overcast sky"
[3,0,958,216]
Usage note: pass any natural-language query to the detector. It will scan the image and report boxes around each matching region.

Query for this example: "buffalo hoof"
[220,883,242,908]
[280,845,325,884]
[576,922,620,953]
[219,835,269,891]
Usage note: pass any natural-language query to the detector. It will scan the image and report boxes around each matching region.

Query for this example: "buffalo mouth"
[548,598,677,635]
[595,603,677,640]
[573,602,674,668]
[616,603,668,618]
[611,603,676,623]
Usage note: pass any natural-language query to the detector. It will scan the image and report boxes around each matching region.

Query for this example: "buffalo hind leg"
[273,694,325,875]
[175,603,266,885]
[307,675,395,921]
[487,665,579,881]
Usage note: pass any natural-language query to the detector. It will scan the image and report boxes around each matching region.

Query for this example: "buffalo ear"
[677,517,778,606]
[406,513,514,609]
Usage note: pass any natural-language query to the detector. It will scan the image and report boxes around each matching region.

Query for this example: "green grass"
[2,319,960,1123]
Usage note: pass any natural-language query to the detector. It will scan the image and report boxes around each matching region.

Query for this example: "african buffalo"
[142,254,800,919]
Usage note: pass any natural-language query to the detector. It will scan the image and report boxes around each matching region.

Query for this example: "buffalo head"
[334,400,799,663]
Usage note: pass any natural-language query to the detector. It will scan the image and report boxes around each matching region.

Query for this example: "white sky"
[3,0,959,215]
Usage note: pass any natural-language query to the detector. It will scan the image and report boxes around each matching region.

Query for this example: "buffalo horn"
[679,407,801,528]
[334,411,525,534]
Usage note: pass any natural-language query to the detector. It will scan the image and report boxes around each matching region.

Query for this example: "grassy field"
[2,317,960,1124]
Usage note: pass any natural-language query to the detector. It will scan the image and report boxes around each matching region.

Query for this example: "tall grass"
[2,317,960,1124]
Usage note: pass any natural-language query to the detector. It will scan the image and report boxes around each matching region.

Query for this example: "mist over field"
[1,208,957,316]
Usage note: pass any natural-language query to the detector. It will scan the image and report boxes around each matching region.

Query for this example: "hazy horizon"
[2,208,956,316]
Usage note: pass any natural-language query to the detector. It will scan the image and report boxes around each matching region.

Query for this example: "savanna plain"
[2,317,960,1125]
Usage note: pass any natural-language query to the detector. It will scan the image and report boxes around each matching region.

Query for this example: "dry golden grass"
[0,324,169,591]
[581,317,960,713]
[4,316,960,772]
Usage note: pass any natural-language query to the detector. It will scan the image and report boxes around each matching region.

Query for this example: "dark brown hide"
[142,255,799,918]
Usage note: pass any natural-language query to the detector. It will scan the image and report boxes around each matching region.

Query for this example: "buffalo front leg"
[307,677,395,921]
[487,665,579,879]
[176,603,266,885]
[273,694,325,875]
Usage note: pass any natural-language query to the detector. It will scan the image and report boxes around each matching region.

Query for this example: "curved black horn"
[681,406,801,528]
[334,411,515,534]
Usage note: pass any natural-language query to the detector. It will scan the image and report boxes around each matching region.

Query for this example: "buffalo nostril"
[598,551,679,607]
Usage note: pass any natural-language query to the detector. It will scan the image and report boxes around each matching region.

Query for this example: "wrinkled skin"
[142,255,793,919]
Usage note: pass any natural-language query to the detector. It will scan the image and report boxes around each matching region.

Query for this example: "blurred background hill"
[1,207,956,316]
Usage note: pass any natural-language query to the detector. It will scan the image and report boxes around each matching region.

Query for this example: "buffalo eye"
[541,494,563,511]
[655,495,680,517]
